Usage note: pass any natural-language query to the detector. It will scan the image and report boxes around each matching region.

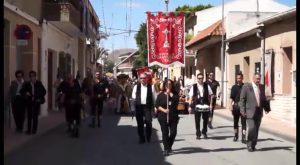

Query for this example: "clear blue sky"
[90,0,296,52]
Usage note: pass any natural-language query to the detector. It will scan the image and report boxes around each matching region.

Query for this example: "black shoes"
[247,146,254,152]
[139,138,145,144]
[241,135,246,144]
[247,143,255,152]
[208,123,213,129]
[196,133,207,139]
[233,136,238,142]
[163,150,169,156]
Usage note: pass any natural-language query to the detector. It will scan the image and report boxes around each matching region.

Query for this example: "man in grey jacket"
[239,73,271,152]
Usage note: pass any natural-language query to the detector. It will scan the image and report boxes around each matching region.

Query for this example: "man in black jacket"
[20,71,46,135]
[131,73,155,144]
[229,72,246,143]
[9,70,26,133]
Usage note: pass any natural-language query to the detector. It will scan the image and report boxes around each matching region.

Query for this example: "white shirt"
[16,79,24,96]
[189,83,213,98]
[252,82,260,105]
[132,83,155,105]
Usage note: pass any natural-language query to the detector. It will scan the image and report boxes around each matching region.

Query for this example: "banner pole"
[164,0,169,124]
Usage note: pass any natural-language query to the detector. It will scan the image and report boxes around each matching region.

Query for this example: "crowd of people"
[9,68,271,154]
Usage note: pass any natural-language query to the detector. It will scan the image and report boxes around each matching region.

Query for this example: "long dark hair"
[161,79,175,94]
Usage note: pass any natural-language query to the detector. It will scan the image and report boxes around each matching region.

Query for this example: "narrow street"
[4,105,296,165]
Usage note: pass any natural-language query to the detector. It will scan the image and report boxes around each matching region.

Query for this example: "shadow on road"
[206,135,234,140]
[213,125,233,129]
[257,138,284,142]
[256,146,294,152]
[171,146,246,155]
[4,105,171,165]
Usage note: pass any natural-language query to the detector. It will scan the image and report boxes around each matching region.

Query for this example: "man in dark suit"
[131,73,155,144]
[239,73,271,152]
[9,70,26,133]
[20,71,46,135]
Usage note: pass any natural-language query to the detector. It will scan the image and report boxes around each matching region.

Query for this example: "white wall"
[194,0,289,35]
[226,11,276,38]
[40,21,78,115]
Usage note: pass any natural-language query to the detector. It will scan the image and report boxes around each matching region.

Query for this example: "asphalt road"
[4,109,296,165]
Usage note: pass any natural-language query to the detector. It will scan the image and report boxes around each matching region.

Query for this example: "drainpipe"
[256,28,265,85]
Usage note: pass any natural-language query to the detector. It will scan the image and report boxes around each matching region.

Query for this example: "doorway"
[282,47,292,95]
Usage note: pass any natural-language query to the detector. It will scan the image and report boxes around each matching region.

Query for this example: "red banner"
[146,12,185,67]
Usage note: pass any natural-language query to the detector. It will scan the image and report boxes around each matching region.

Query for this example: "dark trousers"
[232,111,246,130]
[194,111,209,136]
[27,102,40,133]
[158,118,178,151]
[11,96,26,131]
[209,97,217,118]
[65,103,81,125]
[135,105,152,141]
[246,117,262,148]
[91,98,104,116]
[90,98,103,126]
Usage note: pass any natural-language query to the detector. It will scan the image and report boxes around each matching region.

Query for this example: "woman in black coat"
[60,74,83,138]
[155,79,179,156]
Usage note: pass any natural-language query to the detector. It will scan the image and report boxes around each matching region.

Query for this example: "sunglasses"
[197,77,204,80]
[140,77,146,79]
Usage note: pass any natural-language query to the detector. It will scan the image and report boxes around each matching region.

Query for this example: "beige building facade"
[4,0,101,122]
[258,8,296,126]
[4,1,42,115]
[226,8,296,126]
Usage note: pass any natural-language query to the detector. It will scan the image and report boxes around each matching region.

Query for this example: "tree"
[104,60,114,73]
[175,4,213,14]
[134,23,147,68]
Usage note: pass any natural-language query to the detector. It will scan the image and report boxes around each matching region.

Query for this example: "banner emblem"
[146,12,185,67]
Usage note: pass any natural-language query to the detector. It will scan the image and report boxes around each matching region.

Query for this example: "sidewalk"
[4,110,66,156]
[214,107,296,144]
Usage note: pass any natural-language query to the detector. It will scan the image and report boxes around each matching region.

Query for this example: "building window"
[255,62,261,74]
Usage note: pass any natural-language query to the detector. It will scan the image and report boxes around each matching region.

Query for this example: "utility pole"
[220,0,225,107]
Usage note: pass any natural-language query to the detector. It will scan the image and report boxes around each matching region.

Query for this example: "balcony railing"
[43,2,81,29]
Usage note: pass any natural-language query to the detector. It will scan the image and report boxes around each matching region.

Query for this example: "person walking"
[60,74,83,137]
[229,72,246,143]
[89,72,109,128]
[188,73,213,140]
[9,70,26,133]
[206,72,220,129]
[155,79,179,156]
[131,73,155,144]
[20,71,46,135]
[239,73,271,152]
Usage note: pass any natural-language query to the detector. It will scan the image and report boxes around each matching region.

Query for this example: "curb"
[214,111,296,144]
